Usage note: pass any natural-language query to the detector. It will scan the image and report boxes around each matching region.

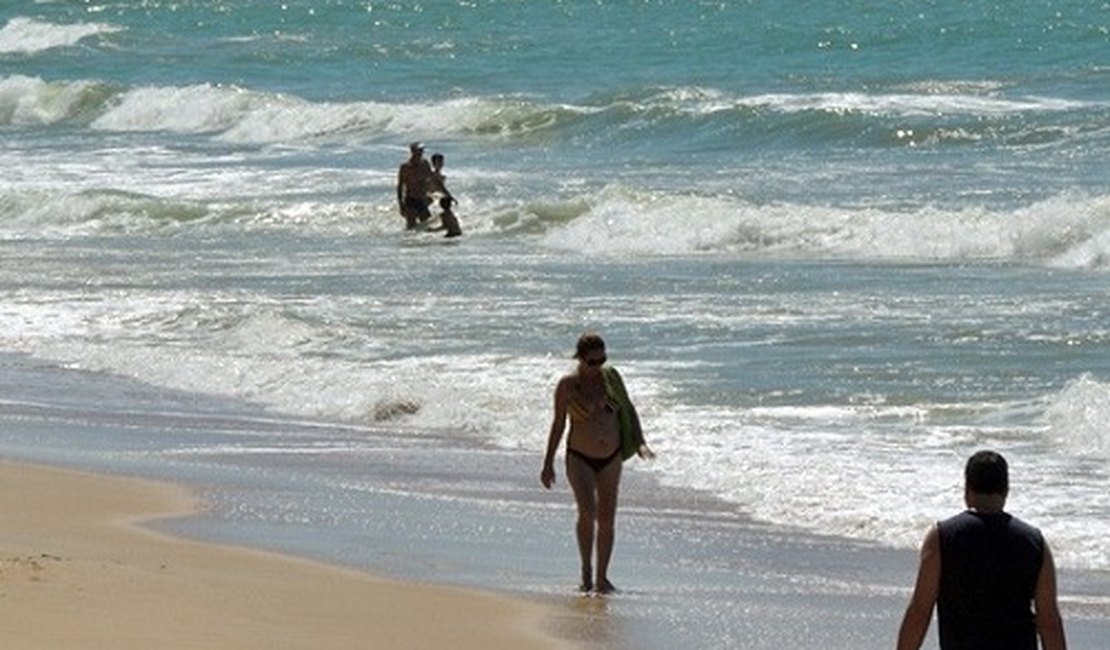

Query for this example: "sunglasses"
[583,355,607,367]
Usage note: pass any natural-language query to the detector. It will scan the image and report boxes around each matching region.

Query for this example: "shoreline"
[0,459,571,650]
[2,353,1108,649]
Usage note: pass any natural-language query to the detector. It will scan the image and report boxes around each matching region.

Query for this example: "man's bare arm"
[1034,542,1067,650]
[897,525,941,650]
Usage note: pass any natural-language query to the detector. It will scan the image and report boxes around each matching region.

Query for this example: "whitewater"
[2,6,1110,646]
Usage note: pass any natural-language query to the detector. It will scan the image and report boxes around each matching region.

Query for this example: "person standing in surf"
[396,142,434,229]
[541,333,654,594]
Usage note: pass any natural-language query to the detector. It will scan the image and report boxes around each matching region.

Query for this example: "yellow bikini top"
[566,379,617,422]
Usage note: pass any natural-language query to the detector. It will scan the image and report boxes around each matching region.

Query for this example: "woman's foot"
[578,580,594,593]
[595,578,617,594]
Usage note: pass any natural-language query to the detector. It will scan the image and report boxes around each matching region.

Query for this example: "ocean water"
[2,1,1110,644]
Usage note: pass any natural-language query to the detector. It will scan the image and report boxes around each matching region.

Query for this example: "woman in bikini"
[540,333,654,593]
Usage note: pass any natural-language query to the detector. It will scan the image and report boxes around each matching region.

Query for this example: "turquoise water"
[2,2,1110,646]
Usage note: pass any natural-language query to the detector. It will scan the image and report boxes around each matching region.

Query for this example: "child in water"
[434,196,462,238]
[428,152,461,238]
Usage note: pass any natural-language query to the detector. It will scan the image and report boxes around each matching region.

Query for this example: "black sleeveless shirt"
[937,510,1044,650]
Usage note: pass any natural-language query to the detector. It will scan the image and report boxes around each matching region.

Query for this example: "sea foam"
[6,73,1102,155]
[1045,375,1110,456]
[0,17,122,54]
[0,75,111,126]
[536,188,1110,268]
[87,83,579,143]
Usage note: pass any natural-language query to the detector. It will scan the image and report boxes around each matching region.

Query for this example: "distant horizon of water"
[2,0,1109,582]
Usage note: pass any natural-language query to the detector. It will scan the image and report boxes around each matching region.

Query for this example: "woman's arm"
[625,395,654,458]
[541,377,570,488]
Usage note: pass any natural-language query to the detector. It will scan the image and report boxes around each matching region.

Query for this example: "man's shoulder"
[939,510,1043,542]
[937,510,984,541]
[939,510,975,525]
[1005,514,1042,538]
[402,160,432,174]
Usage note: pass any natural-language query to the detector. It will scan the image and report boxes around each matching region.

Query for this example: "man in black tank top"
[896,451,1067,650]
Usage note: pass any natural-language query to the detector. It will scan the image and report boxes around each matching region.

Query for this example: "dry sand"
[0,460,569,650]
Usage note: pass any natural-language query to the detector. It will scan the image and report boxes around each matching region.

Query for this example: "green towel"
[602,366,641,461]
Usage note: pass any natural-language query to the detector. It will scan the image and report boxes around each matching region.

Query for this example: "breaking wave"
[1044,375,1110,457]
[0,17,123,55]
[5,181,1110,272]
[531,188,1110,268]
[2,74,1104,151]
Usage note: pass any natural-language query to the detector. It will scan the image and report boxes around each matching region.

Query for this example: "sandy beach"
[0,459,567,650]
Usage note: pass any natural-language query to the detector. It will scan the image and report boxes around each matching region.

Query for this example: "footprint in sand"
[0,554,63,582]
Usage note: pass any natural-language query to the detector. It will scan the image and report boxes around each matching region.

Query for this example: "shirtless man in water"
[396,142,434,229]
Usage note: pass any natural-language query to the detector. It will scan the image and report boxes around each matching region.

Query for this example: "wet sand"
[0,460,568,650]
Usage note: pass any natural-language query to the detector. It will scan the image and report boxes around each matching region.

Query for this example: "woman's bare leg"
[594,457,622,593]
[565,453,598,591]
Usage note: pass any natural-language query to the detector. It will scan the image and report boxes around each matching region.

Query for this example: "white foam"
[1044,375,1110,456]
[88,82,576,143]
[0,188,221,239]
[21,74,1099,152]
[734,91,1091,117]
[539,187,1110,268]
[0,280,550,445]
[26,333,556,453]
[4,72,1102,153]
[92,84,271,135]
[541,187,740,255]
[0,75,106,126]
[0,17,122,54]
[641,397,1110,571]
[628,85,1098,118]
[643,403,957,546]
[0,189,127,238]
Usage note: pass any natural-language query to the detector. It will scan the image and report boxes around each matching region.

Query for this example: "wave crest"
[6,183,1109,272]
[6,75,1102,151]
[0,75,116,126]
[89,83,588,143]
[1045,375,1110,457]
[0,189,220,238]
[0,17,123,55]
[535,188,1110,267]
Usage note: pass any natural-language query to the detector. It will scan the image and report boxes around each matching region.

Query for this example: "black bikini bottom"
[567,447,621,474]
